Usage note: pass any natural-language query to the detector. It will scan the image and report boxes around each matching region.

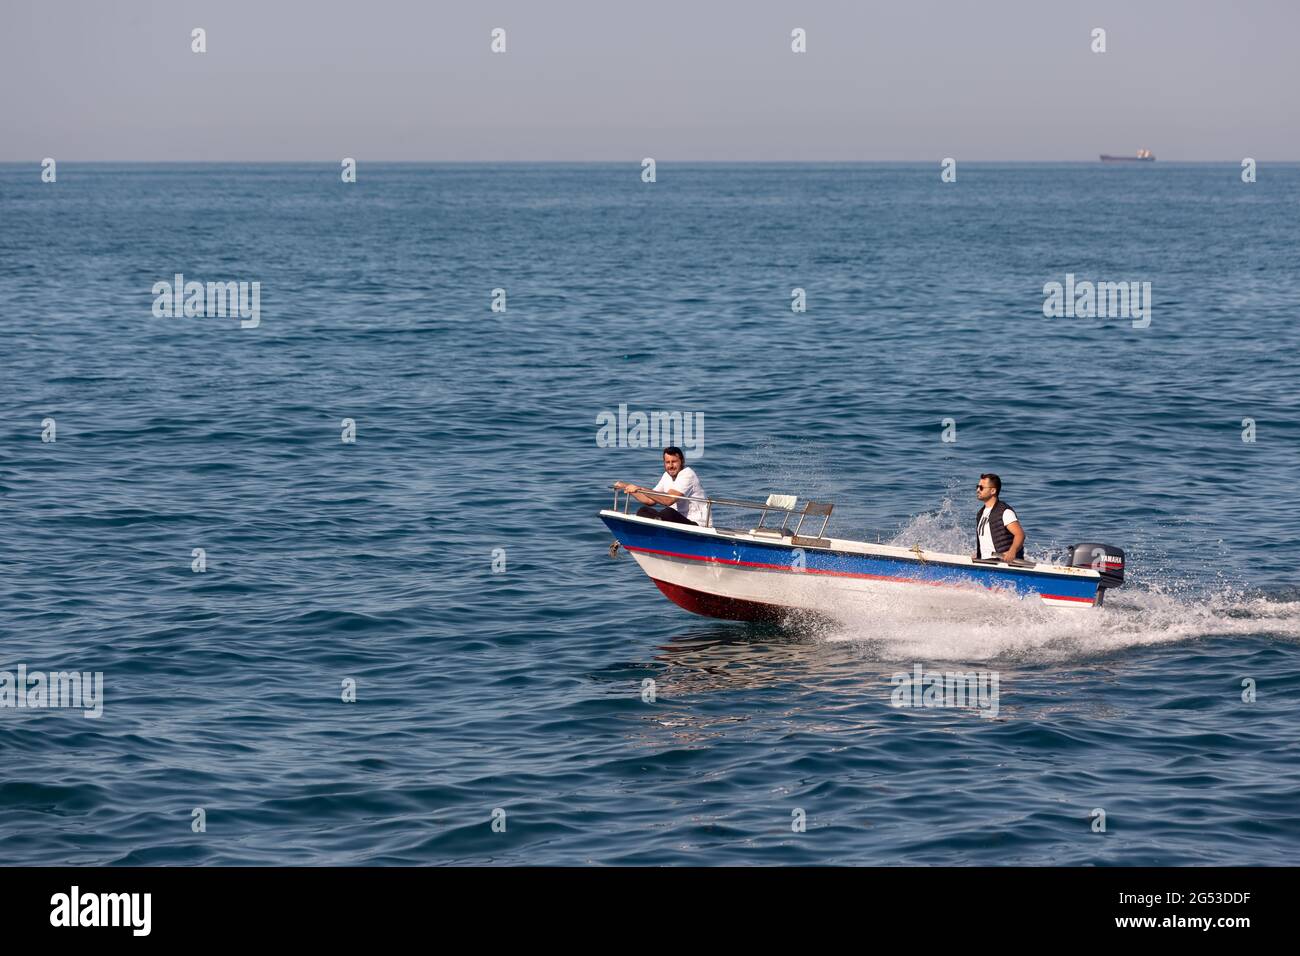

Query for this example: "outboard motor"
[1066,543,1125,589]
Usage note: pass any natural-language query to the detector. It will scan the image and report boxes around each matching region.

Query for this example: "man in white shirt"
[973,472,1026,562]
[614,447,710,527]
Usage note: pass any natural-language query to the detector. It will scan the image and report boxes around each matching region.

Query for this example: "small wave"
[884,491,973,556]
[822,583,1300,662]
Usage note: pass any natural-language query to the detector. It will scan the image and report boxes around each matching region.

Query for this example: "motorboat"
[600,489,1125,622]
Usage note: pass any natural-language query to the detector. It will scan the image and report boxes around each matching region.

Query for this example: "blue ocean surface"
[1,162,1298,865]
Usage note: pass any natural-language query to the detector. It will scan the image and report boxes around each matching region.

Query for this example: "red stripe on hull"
[628,544,1096,606]
[650,578,795,623]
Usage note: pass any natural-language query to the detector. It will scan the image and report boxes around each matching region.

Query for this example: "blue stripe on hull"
[601,513,1098,604]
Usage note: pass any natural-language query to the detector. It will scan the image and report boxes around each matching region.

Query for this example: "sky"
[1,0,1295,161]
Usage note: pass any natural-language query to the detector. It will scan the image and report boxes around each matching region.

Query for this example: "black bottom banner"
[0,865,1287,941]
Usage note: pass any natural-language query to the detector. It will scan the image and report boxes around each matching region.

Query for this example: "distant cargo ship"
[1100,148,1155,162]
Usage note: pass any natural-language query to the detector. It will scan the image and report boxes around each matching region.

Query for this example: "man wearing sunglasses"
[974,473,1026,563]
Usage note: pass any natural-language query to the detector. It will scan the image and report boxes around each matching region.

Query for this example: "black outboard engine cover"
[1066,543,1125,588]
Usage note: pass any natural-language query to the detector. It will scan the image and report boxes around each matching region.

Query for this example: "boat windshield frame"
[609,486,833,538]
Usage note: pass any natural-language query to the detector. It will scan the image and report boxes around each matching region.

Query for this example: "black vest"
[975,499,1024,559]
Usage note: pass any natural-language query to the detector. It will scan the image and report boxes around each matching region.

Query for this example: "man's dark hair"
[980,473,1002,493]
[663,446,685,463]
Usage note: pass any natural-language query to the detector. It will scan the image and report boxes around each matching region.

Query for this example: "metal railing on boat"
[610,487,833,539]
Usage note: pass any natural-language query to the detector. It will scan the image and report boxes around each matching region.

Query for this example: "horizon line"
[4,158,1296,165]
